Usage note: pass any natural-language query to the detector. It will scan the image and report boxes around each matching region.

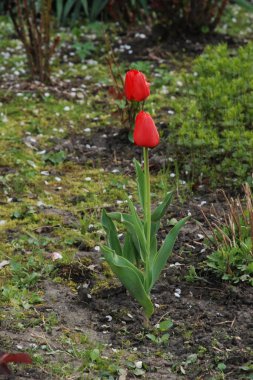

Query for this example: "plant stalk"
[144,147,151,253]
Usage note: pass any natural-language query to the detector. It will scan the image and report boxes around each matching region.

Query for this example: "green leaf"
[160,333,170,343]
[56,0,63,21]
[102,246,154,318]
[152,216,189,287]
[217,363,226,371]
[146,333,157,342]
[101,210,122,256]
[127,199,147,261]
[158,319,173,331]
[122,233,138,264]
[110,212,143,261]
[139,0,148,11]
[150,221,159,258]
[90,0,108,21]
[127,198,143,231]
[80,0,89,16]
[63,0,76,21]
[234,0,253,12]
[109,209,147,263]
[134,159,145,210]
[90,348,100,362]
[151,191,174,223]
[109,212,123,222]
[128,130,134,143]
[43,150,66,165]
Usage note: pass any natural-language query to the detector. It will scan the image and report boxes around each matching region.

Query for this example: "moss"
[91,269,120,296]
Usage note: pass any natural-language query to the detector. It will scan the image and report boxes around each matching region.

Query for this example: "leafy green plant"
[1,286,43,309]
[105,0,148,23]
[185,265,202,283]
[10,257,54,289]
[204,184,253,285]
[171,42,253,187]
[101,167,188,319]
[74,41,95,61]
[55,0,108,23]
[43,150,66,165]
[146,318,173,344]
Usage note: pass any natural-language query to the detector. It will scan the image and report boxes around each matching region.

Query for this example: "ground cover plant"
[0,3,253,379]
[171,42,253,187]
[205,184,253,285]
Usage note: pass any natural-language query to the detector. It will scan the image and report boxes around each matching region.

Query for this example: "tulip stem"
[144,147,151,258]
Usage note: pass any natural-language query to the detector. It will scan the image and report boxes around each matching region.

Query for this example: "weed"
[204,184,253,284]
[146,319,173,345]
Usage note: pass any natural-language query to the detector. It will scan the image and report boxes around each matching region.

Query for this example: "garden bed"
[0,5,253,379]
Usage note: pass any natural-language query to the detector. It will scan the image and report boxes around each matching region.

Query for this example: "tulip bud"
[124,70,150,102]
[134,111,160,148]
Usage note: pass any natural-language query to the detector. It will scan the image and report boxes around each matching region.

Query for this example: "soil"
[117,26,242,64]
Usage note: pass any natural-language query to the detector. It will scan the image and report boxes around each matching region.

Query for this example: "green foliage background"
[168,43,253,187]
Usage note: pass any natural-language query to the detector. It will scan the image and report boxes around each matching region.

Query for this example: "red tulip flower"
[134,111,160,148]
[124,70,150,102]
[0,351,32,375]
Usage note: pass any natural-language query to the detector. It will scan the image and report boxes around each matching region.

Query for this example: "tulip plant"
[101,70,189,320]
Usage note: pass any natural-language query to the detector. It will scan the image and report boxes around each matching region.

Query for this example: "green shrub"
[170,43,253,187]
